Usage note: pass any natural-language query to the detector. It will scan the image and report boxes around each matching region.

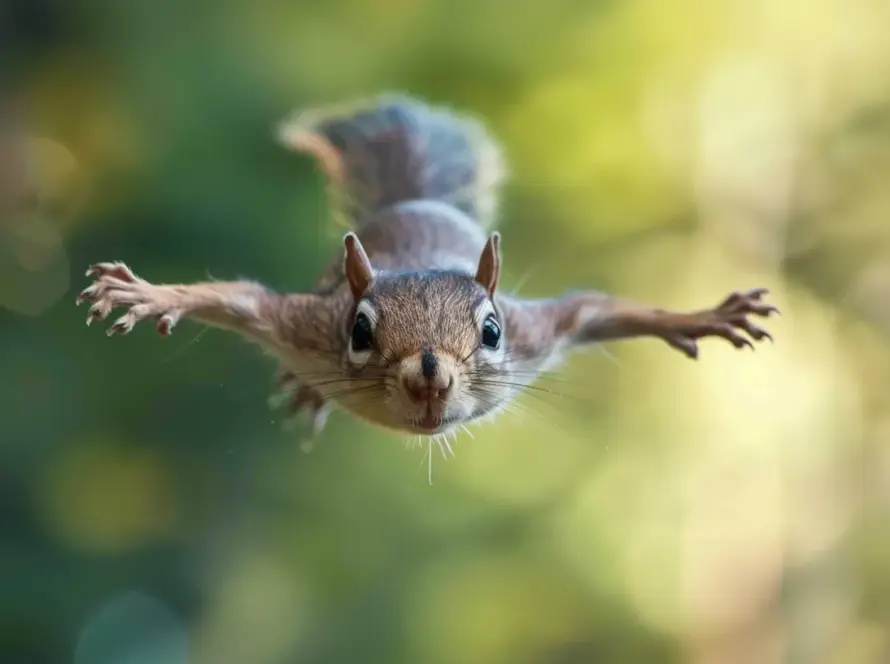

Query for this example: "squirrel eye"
[481,314,501,349]
[351,312,374,352]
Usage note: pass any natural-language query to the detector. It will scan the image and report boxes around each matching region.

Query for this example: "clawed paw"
[76,261,182,336]
[269,369,330,439]
[665,288,780,359]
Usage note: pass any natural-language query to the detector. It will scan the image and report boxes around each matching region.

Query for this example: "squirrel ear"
[474,232,501,296]
[343,232,374,299]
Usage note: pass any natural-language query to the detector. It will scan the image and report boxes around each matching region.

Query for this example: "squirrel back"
[278,93,506,229]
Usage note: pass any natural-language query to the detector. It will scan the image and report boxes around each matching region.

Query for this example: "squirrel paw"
[77,261,183,336]
[664,288,780,359]
[269,369,331,440]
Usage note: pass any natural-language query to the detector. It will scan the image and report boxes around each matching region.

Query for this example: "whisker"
[467,376,565,395]
[469,376,568,400]
[435,436,448,460]
[272,378,381,399]
[301,370,393,383]
[302,376,387,391]
[467,386,564,427]
[468,366,594,395]
[471,391,577,438]
[479,369,588,388]
[324,384,387,401]
[470,379,587,403]
[277,365,395,381]
[416,438,436,485]
[466,389,533,423]
[438,434,455,459]
[345,392,390,408]
[460,343,482,365]
[428,438,434,485]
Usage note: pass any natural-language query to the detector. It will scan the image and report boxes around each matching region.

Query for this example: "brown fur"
[77,94,779,439]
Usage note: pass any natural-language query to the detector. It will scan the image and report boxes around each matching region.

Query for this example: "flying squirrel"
[76,93,778,440]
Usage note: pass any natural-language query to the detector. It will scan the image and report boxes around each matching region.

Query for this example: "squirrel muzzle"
[396,348,461,427]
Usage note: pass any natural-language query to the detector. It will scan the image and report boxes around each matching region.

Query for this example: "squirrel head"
[340,232,506,434]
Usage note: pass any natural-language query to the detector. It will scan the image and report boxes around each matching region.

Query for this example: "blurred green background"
[4,0,890,662]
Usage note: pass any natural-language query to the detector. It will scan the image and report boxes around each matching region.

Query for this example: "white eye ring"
[347,300,377,367]
[474,299,505,358]
[474,299,496,328]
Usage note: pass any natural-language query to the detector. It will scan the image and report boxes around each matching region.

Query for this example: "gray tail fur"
[278,93,506,229]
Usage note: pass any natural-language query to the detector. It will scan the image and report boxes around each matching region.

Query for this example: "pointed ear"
[474,232,501,296]
[343,232,374,299]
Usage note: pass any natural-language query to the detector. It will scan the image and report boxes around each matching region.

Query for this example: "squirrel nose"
[403,375,454,403]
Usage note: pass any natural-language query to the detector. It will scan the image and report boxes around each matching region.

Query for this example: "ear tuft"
[343,232,374,299]
[474,232,501,296]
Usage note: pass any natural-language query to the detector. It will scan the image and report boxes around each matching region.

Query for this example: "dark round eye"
[481,314,501,349]
[351,312,374,352]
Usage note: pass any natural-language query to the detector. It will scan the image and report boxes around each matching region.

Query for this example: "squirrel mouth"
[412,412,454,433]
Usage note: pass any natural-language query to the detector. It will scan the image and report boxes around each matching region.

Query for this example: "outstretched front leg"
[76,261,298,343]
[76,261,342,431]
[502,287,779,364]
[573,287,778,358]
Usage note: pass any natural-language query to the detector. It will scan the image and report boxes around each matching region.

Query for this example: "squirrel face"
[341,232,505,435]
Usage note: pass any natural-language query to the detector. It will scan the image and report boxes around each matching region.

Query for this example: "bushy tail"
[278,93,506,229]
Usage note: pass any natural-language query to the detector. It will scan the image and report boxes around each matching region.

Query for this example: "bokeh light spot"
[75,591,187,664]
[34,441,179,554]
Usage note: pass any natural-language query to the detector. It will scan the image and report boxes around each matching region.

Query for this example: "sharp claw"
[84,261,137,282]
[727,335,749,350]
[107,313,135,336]
[156,312,178,336]
[81,261,166,336]
[674,288,777,357]
[753,326,771,342]
[743,303,777,317]
[87,303,108,323]
[717,323,753,350]
[86,262,112,277]
[77,285,99,306]
[731,317,769,341]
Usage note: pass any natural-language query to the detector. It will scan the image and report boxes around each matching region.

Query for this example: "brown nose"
[403,375,454,403]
